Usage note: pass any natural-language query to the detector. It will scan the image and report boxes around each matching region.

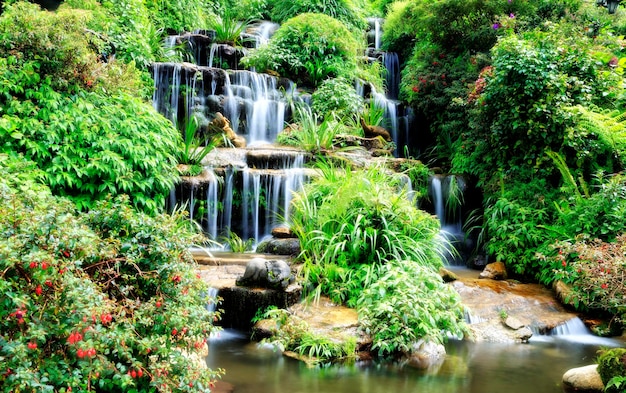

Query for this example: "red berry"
[67,387,72,392]
[156,301,162,308]
[172,275,181,283]
[88,348,96,357]
[171,328,178,336]
[45,280,53,288]
[63,250,70,258]
[130,370,137,379]
[137,369,143,378]
[77,349,85,358]
[41,261,48,270]
[27,342,37,350]
[29,261,38,269]
[35,285,43,296]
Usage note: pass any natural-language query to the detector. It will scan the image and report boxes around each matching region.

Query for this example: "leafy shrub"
[269,0,366,30]
[483,196,553,278]
[455,30,613,186]
[291,163,443,302]
[242,13,358,87]
[543,234,626,324]
[0,61,180,212]
[0,2,100,92]
[597,348,626,393]
[289,163,466,355]
[220,0,272,20]
[0,154,221,392]
[311,77,364,119]
[358,260,466,356]
[558,173,626,241]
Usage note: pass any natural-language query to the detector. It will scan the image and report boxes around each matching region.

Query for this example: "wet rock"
[333,134,388,151]
[272,225,296,238]
[360,117,392,141]
[554,280,576,308]
[255,238,300,256]
[562,364,604,392]
[217,283,302,330]
[406,341,446,370]
[504,315,525,330]
[479,261,508,280]
[236,258,294,290]
[440,267,458,282]
[209,112,246,148]
[251,318,278,340]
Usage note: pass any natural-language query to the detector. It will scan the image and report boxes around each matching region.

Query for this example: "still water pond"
[206,330,621,393]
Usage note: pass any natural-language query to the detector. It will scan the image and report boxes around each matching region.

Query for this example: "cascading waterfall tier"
[151,62,294,145]
[168,147,311,243]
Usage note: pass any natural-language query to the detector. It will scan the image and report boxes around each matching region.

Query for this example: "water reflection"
[206,330,621,393]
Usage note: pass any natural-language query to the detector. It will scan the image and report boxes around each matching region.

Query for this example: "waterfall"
[374,18,381,50]
[430,175,466,265]
[383,52,400,100]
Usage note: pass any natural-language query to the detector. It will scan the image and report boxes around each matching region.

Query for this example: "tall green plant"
[276,106,342,152]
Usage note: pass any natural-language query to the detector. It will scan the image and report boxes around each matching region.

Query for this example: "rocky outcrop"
[562,365,604,392]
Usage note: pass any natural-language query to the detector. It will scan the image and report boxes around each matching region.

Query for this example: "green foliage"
[557,174,626,242]
[0,66,180,212]
[598,348,626,393]
[398,159,431,205]
[358,260,466,356]
[176,116,217,174]
[0,154,221,392]
[269,0,367,30]
[276,106,343,152]
[209,7,256,46]
[220,0,271,20]
[0,2,100,92]
[290,163,465,354]
[454,29,614,187]
[219,230,255,253]
[483,196,552,278]
[241,13,358,87]
[145,0,215,33]
[311,78,364,120]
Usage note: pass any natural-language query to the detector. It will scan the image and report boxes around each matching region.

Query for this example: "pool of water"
[206,330,622,393]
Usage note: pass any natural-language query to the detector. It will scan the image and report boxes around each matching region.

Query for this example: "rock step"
[191,250,292,266]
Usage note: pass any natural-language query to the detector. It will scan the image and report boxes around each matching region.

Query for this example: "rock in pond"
[479,261,508,280]
[236,257,294,290]
[562,364,604,392]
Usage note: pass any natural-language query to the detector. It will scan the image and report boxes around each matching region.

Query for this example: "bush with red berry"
[542,233,626,327]
[0,154,222,392]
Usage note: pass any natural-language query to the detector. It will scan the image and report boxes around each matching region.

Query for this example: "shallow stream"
[206,329,622,393]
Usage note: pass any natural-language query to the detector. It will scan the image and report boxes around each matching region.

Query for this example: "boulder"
[271,226,296,239]
[407,341,447,370]
[479,261,508,280]
[562,364,604,392]
[440,267,458,282]
[255,238,300,256]
[236,258,294,290]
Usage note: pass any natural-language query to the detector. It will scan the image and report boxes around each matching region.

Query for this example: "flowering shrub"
[0,154,221,392]
[544,234,626,324]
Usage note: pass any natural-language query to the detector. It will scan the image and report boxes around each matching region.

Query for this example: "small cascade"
[248,21,280,48]
[170,149,309,244]
[371,91,413,156]
[224,71,290,144]
[383,52,400,100]
[429,174,467,264]
[531,317,624,346]
[366,17,384,50]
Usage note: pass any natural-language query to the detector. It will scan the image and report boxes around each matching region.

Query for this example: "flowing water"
[206,328,621,393]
